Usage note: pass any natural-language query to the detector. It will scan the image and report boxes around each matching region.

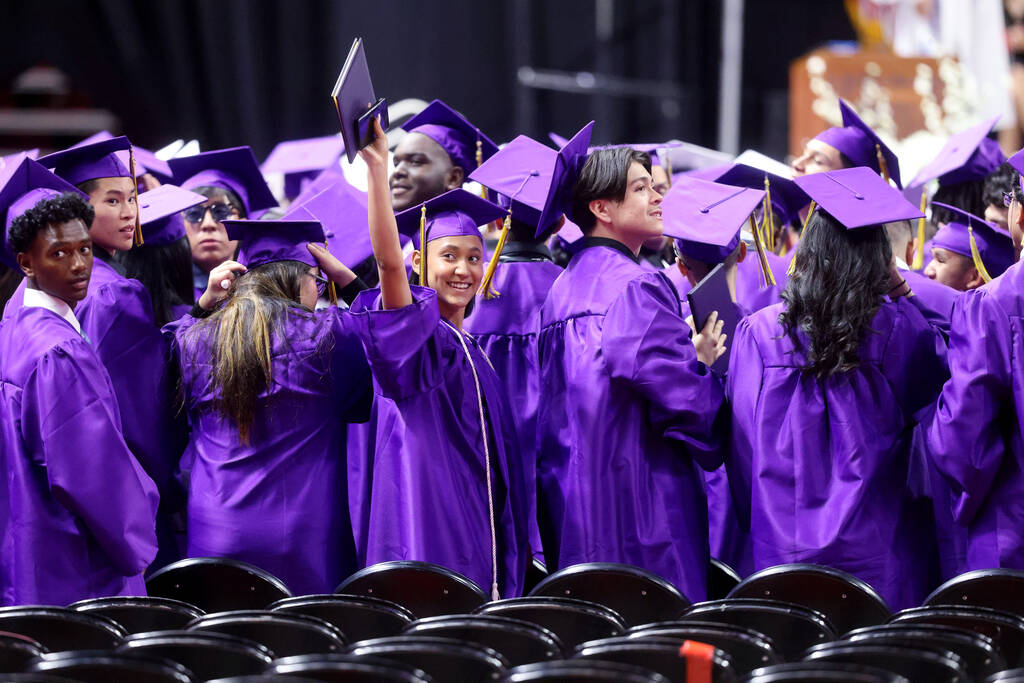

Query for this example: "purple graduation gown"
[0,306,159,605]
[348,286,529,598]
[902,268,958,335]
[167,306,371,595]
[734,250,789,312]
[464,258,562,561]
[537,242,725,601]
[925,258,1024,572]
[727,298,948,609]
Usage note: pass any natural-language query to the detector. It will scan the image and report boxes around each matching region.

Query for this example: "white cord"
[442,320,500,601]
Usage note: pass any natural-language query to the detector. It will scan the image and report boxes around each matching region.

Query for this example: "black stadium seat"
[499,659,670,682]
[118,630,273,680]
[727,563,891,634]
[679,599,835,661]
[403,613,563,665]
[626,620,781,674]
[0,606,125,652]
[924,568,1024,618]
[0,632,47,673]
[146,557,292,612]
[889,605,1024,667]
[708,558,741,600]
[269,593,414,642]
[802,641,967,683]
[26,650,193,682]
[187,610,346,657]
[269,653,433,682]
[476,596,626,651]
[336,560,488,618]
[985,670,1024,683]
[346,634,508,681]
[69,596,204,634]
[743,662,911,682]
[573,635,740,683]
[530,562,691,627]
[842,623,1006,680]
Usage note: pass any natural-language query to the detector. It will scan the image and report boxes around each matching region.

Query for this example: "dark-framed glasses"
[183,203,236,224]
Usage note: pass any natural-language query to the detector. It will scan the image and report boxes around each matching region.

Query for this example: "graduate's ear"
[410,248,422,276]
[904,238,916,267]
[737,241,748,263]
[16,251,34,280]
[444,166,465,190]
[588,198,612,225]
[965,266,986,291]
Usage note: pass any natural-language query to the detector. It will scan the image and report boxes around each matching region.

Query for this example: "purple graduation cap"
[394,188,507,250]
[282,177,372,268]
[661,176,766,264]
[908,116,1004,188]
[72,130,174,182]
[168,147,278,217]
[793,166,924,229]
[37,135,134,186]
[221,219,325,269]
[930,201,1014,280]
[1009,145,1024,176]
[814,99,903,189]
[713,163,810,225]
[138,184,207,246]
[401,100,499,174]
[261,135,345,200]
[0,155,87,269]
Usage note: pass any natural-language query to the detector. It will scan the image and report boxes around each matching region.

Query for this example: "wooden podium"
[789,46,956,159]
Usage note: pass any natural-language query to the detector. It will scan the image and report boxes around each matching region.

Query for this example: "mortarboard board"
[814,99,902,189]
[0,155,88,269]
[908,116,1004,189]
[72,130,174,182]
[38,135,134,186]
[401,100,499,175]
[168,147,278,217]
[138,184,207,246]
[793,166,923,229]
[332,38,388,164]
[1,149,39,174]
[713,163,809,226]
[661,176,766,264]
[283,178,372,268]
[262,135,345,199]
[222,219,326,270]
[929,200,1014,281]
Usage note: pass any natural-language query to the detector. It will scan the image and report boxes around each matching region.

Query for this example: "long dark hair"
[779,209,893,378]
[119,233,194,326]
[186,259,313,444]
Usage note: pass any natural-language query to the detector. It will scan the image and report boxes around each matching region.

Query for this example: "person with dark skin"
[0,192,158,604]
[389,133,465,213]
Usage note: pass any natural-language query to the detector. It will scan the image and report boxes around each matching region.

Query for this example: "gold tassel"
[763,176,776,252]
[875,143,891,185]
[662,147,673,187]
[476,139,487,200]
[129,144,143,246]
[790,200,816,276]
[479,213,511,299]
[324,241,338,305]
[968,224,993,283]
[418,204,428,283]
[749,215,776,287]
[911,190,927,270]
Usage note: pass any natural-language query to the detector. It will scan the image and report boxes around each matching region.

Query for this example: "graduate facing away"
[536,145,727,602]
[0,192,158,605]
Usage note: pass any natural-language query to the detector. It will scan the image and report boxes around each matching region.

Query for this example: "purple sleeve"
[926,289,1011,525]
[21,340,159,576]
[602,273,725,470]
[348,285,444,400]
[318,306,373,423]
[724,317,762,530]
[883,301,950,420]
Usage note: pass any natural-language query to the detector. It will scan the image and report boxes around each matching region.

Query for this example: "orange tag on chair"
[681,640,715,683]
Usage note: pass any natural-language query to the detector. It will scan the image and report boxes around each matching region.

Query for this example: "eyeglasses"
[183,203,237,224]
[311,272,330,298]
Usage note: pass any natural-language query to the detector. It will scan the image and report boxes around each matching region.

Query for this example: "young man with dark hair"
[535,146,726,601]
[0,192,158,605]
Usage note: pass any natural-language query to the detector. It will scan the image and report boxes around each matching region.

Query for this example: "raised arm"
[359,117,412,310]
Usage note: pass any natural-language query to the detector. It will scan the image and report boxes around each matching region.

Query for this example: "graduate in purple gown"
[884,218,959,335]
[120,184,207,325]
[661,175,774,578]
[923,202,1015,292]
[166,217,370,594]
[536,146,727,601]
[923,151,1024,574]
[728,168,948,609]
[0,192,158,605]
[5,139,184,569]
[464,124,593,564]
[167,147,279,301]
[351,119,528,599]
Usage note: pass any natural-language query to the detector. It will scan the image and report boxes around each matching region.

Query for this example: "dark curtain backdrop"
[1,0,854,160]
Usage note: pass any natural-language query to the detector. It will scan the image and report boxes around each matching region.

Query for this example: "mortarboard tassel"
[128,144,144,246]
[324,241,338,306]
[968,224,994,283]
[662,147,673,187]
[749,215,776,287]
[763,176,776,252]
[418,203,428,283]
[911,190,927,270]
[479,212,511,299]
[875,143,891,185]
[476,139,488,201]
[789,200,817,276]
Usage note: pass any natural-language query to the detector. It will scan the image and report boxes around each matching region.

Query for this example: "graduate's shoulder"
[0,308,95,379]
[974,258,1024,319]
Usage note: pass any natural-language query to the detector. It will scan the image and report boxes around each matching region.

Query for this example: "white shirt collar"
[895,255,910,271]
[23,287,83,335]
